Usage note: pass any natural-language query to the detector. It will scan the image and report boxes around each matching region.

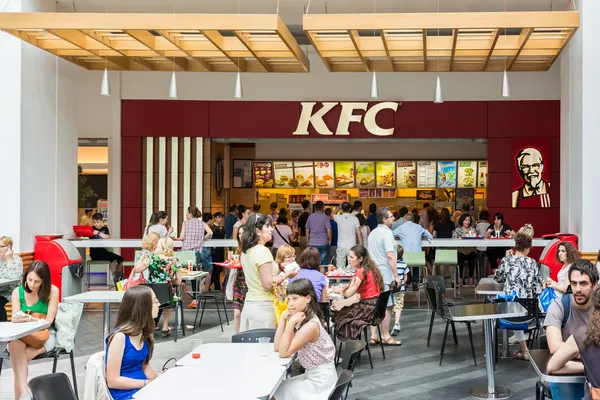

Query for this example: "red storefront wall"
[121,100,560,244]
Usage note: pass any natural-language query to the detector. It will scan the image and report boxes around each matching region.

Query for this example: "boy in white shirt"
[392,245,409,336]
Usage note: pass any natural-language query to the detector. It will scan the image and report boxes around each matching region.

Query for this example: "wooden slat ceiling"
[0,13,309,72]
[304,11,579,72]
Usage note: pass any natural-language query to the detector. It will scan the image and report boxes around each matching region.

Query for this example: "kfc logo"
[512,146,551,208]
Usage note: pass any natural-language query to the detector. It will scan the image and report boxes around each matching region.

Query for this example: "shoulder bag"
[273,225,290,245]
[19,311,50,349]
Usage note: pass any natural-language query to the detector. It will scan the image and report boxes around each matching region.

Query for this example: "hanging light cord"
[305,0,312,14]
[1,0,11,12]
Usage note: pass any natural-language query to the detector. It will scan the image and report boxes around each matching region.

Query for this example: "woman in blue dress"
[106,285,160,400]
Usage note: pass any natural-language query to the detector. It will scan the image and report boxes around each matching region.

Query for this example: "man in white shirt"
[368,207,402,346]
[334,202,362,269]
[393,213,433,290]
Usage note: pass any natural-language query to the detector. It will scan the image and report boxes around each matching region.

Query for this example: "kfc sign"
[292,102,399,136]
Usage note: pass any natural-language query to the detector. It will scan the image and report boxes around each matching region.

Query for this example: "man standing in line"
[334,202,362,269]
[366,203,378,232]
[224,204,238,239]
[325,208,338,266]
[305,201,332,265]
[267,202,279,224]
[352,200,366,226]
[393,213,433,290]
[368,207,402,346]
[391,207,409,231]
[419,203,430,230]
[297,199,311,249]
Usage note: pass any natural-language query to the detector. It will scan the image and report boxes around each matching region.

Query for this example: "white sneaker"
[508,335,519,345]
[391,323,401,336]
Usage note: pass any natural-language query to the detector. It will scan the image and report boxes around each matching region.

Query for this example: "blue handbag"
[538,287,558,313]
[496,290,529,331]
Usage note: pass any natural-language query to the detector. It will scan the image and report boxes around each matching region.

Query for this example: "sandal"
[369,338,380,345]
[161,328,171,337]
[188,300,198,309]
[382,337,402,346]
[513,351,529,360]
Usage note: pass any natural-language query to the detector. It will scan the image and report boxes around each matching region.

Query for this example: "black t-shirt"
[434,221,455,239]
[211,224,225,262]
[487,223,513,238]
[356,213,366,226]
[298,211,310,236]
[92,226,109,239]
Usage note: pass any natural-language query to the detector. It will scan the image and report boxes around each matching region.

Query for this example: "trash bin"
[34,235,84,300]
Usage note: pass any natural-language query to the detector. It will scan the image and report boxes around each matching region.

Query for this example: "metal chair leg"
[377,325,386,359]
[427,311,435,347]
[70,351,79,399]
[221,295,230,325]
[215,297,224,332]
[467,322,477,366]
[52,351,60,373]
[363,327,373,369]
[450,321,458,345]
[174,303,179,343]
[199,298,208,327]
[440,320,450,366]
[192,296,201,333]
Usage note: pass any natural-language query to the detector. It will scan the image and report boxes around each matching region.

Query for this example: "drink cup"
[188,260,194,271]
[191,339,203,359]
[258,337,270,357]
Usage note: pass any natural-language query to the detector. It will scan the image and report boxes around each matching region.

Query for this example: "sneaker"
[391,323,401,336]
[508,335,519,345]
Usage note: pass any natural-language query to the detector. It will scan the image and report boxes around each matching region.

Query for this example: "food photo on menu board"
[274,161,296,188]
[417,161,437,188]
[253,162,274,188]
[457,161,478,188]
[314,161,335,189]
[334,161,355,188]
[376,161,396,188]
[437,161,457,188]
[396,161,417,188]
[478,161,488,187]
[417,190,436,201]
[293,162,315,188]
[455,188,475,210]
[355,161,376,188]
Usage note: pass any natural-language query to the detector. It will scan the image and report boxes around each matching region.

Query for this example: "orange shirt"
[356,267,381,299]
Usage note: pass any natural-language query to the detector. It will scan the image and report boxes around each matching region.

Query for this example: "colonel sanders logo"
[512,147,550,208]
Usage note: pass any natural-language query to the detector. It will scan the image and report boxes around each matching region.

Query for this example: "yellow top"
[242,244,277,302]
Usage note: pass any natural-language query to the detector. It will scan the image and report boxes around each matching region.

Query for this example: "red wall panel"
[395,101,487,138]
[122,100,209,138]
[121,173,142,208]
[122,137,143,173]
[487,138,512,173]
[487,101,560,138]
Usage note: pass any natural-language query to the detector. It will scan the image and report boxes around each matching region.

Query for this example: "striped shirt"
[182,218,205,251]
[396,261,409,293]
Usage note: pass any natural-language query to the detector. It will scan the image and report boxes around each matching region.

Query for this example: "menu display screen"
[457,161,478,188]
[293,162,315,188]
[478,161,488,187]
[437,161,457,188]
[417,161,437,188]
[396,161,417,188]
[334,161,355,188]
[376,161,396,188]
[356,161,376,188]
[314,161,335,189]
[274,161,295,188]
[253,162,274,188]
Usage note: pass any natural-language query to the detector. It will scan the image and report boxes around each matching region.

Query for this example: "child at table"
[274,278,337,400]
[392,245,409,336]
[90,213,125,284]
[106,285,160,400]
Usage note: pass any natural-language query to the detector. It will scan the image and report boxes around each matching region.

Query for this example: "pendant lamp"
[100,68,111,96]
[370,71,379,99]
[434,76,443,103]
[502,70,511,98]
[234,71,243,99]
[168,71,178,99]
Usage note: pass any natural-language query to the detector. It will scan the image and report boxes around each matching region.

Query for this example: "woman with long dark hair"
[9,261,59,400]
[240,213,296,331]
[548,287,600,399]
[332,244,385,342]
[106,285,160,400]
[485,212,515,270]
[273,279,337,400]
[546,241,580,298]
[231,205,251,333]
[144,211,173,238]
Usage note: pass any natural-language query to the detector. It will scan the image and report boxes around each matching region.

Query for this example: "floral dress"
[494,255,543,298]
[147,254,182,304]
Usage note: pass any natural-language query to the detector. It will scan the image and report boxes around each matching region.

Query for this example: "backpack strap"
[561,294,571,330]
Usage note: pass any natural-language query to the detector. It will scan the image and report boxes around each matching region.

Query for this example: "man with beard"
[543,259,598,399]
[512,147,551,208]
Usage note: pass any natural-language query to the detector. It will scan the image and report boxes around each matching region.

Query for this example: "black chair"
[423,282,477,366]
[0,347,78,398]
[28,372,77,400]
[335,340,364,400]
[328,370,354,400]
[143,283,185,342]
[494,297,540,362]
[231,328,276,343]
[361,290,391,369]
[193,290,230,333]
[320,301,332,334]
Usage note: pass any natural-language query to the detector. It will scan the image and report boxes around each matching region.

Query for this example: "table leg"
[103,303,111,350]
[469,319,514,399]
[502,329,509,358]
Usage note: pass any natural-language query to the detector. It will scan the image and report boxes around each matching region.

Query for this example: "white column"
[0,0,79,252]
[560,0,600,251]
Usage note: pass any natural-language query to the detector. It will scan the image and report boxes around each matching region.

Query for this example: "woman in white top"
[144,211,173,238]
[546,241,580,297]
[273,278,337,400]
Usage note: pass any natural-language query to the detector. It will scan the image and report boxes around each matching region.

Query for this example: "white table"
[70,238,238,248]
[448,302,527,399]
[133,365,286,400]
[0,278,20,286]
[176,342,294,368]
[63,291,124,346]
[0,321,51,342]
[475,282,504,296]
[396,238,552,248]
[180,270,208,282]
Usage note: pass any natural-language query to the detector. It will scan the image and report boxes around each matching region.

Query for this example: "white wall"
[560,0,600,252]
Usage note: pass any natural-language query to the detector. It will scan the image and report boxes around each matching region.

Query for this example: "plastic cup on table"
[258,337,270,357]
[191,339,203,359]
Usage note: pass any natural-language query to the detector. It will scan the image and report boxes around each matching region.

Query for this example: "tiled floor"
[0,288,540,399]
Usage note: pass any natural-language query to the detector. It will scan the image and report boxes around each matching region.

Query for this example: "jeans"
[313,244,330,265]
[458,252,476,279]
[548,383,584,400]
